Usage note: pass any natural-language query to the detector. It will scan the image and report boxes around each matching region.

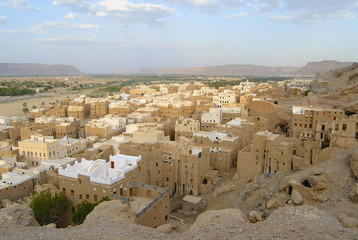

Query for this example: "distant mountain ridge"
[0,63,84,76]
[139,60,353,76]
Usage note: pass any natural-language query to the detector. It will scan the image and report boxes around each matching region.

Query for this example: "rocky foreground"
[1,145,358,239]
[0,199,357,240]
[1,144,358,240]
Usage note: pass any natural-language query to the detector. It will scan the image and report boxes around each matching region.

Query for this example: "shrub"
[30,192,71,226]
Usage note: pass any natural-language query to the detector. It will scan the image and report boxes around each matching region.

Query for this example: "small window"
[86,194,89,199]
[343,124,347,131]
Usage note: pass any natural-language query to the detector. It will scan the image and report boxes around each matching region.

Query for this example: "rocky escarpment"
[139,61,352,76]
[0,63,84,76]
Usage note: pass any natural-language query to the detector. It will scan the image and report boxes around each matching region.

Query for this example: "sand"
[0,88,90,117]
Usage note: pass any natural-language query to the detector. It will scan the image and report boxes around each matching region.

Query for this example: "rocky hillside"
[299,63,358,109]
[1,201,357,239]
[139,61,353,76]
[1,144,358,239]
[298,60,353,76]
[0,63,84,76]
[317,62,358,91]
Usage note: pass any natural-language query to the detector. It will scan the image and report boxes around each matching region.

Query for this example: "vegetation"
[30,192,71,226]
[0,87,35,96]
[72,196,110,225]
[22,107,29,114]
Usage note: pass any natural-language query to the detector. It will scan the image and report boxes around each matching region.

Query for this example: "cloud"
[152,0,245,13]
[0,0,39,10]
[53,0,176,26]
[241,0,357,24]
[38,35,98,45]
[0,16,6,24]
[268,10,355,24]
[65,12,75,19]
[50,0,358,26]
[30,21,100,31]
[266,0,357,24]
[0,29,21,33]
[96,0,176,26]
[226,12,247,19]
[53,0,93,13]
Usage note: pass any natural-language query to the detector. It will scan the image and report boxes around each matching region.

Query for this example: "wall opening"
[302,179,312,188]
[288,185,293,195]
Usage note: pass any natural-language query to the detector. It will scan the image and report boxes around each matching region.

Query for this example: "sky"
[0,0,357,73]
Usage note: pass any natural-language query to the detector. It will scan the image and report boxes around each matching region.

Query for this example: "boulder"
[314,178,329,190]
[337,213,358,228]
[2,199,14,208]
[191,208,248,231]
[345,99,358,114]
[248,210,263,223]
[34,183,61,196]
[350,153,358,178]
[247,101,291,132]
[156,223,177,234]
[349,183,358,203]
[291,190,303,205]
[266,197,284,209]
[45,223,57,228]
[83,200,135,227]
[0,203,39,227]
[212,184,235,198]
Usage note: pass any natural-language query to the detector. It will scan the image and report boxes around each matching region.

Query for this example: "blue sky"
[0,0,357,73]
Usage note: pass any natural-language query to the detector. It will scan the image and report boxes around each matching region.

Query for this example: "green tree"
[22,107,29,114]
[71,200,95,225]
[30,192,71,226]
[71,196,110,225]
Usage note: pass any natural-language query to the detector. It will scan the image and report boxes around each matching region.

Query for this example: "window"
[94,195,98,202]
[79,194,82,199]
[71,190,74,196]
[86,194,89,199]
[343,124,347,131]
